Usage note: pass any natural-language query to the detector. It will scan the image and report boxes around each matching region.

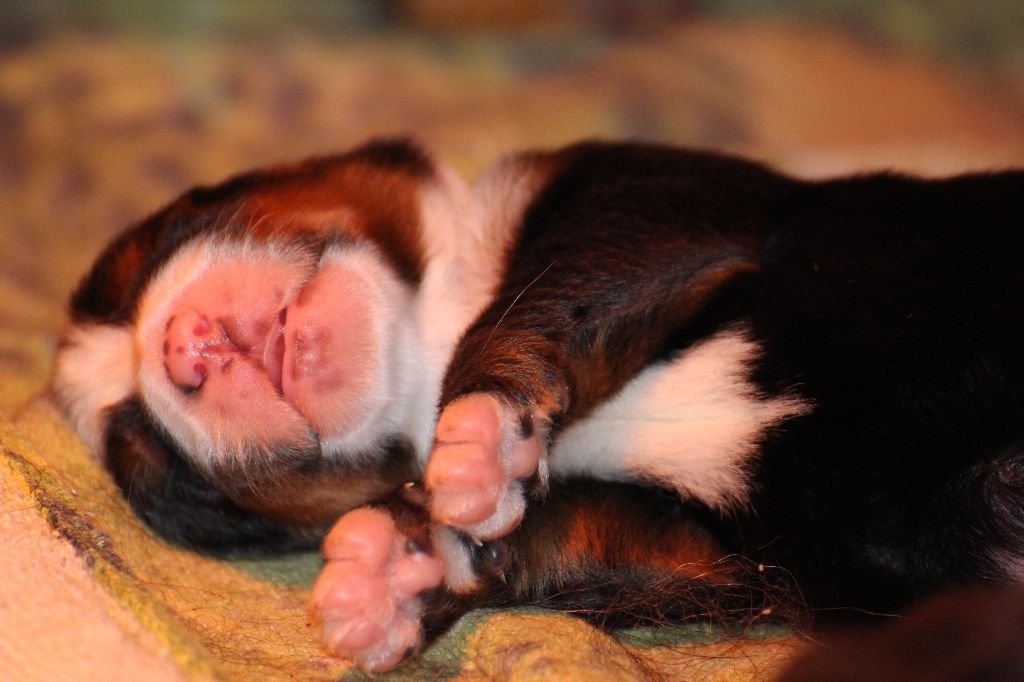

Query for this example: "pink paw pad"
[311,507,444,672]
[425,393,544,540]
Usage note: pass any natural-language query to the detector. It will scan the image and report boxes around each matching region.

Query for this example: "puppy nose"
[164,310,233,390]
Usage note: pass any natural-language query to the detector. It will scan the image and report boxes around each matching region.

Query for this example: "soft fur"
[53,139,1024,671]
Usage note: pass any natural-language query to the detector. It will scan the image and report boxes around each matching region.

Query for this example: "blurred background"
[1,0,1023,409]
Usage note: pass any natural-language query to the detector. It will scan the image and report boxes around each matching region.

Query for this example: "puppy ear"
[69,202,216,324]
[103,398,319,555]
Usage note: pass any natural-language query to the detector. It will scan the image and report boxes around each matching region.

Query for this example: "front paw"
[311,507,445,672]
[424,393,546,540]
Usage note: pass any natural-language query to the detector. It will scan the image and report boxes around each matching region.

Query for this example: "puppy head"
[52,139,453,549]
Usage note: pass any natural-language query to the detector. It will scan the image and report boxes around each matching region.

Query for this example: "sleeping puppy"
[53,139,1024,671]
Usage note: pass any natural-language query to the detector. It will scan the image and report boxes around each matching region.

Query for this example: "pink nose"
[164,310,234,390]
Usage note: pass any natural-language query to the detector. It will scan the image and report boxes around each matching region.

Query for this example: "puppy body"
[52,139,1024,668]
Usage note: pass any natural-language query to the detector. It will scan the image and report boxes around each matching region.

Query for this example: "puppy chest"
[550,330,810,510]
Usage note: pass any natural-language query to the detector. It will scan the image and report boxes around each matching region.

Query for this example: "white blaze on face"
[133,236,420,471]
[136,238,319,467]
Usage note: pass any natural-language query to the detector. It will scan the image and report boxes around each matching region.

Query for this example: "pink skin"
[159,255,380,449]
[281,264,379,441]
[314,395,544,672]
[162,256,542,668]
[164,307,286,393]
[312,508,445,672]
[156,258,314,449]
[425,393,543,540]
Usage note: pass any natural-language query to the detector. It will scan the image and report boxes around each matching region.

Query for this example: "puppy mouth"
[262,308,288,397]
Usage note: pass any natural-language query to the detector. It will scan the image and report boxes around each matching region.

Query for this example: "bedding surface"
[2,10,1023,679]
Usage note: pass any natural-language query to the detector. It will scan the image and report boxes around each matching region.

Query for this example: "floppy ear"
[70,137,434,325]
[69,207,194,324]
[103,398,319,555]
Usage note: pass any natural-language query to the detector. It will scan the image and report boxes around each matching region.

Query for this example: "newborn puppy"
[53,139,1024,671]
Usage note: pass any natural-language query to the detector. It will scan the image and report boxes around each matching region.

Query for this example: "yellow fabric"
[6,400,343,681]
[2,399,798,680]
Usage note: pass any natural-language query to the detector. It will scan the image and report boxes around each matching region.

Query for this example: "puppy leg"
[312,479,789,673]
[424,393,545,539]
[300,495,471,673]
[421,144,783,540]
[311,486,496,672]
[312,508,439,671]
[425,234,767,535]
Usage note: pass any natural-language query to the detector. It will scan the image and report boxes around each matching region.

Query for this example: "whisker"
[483,259,557,350]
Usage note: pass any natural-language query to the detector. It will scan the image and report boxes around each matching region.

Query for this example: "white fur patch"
[430,525,480,593]
[52,323,136,461]
[135,233,431,472]
[551,329,810,511]
[407,157,553,463]
[135,235,321,470]
[404,165,484,462]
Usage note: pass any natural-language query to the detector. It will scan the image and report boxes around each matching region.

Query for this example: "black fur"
[729,171,1024,614]
[367,479,809,643]
[104,398,321,554]
[61,140,1024,668]
[440,143,1024,621]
